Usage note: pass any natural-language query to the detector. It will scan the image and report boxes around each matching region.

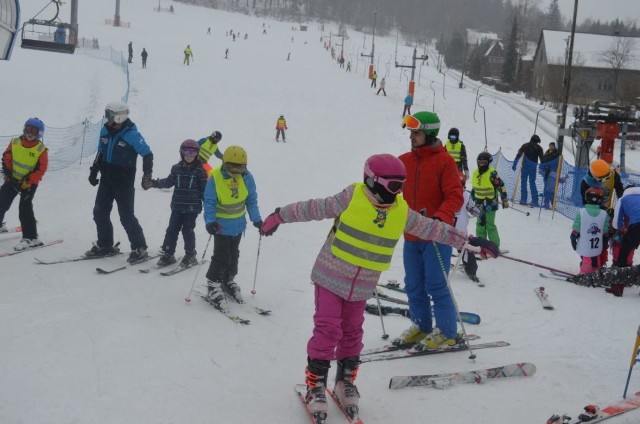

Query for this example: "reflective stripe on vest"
[472,167,496,199]
[331,183,408,271]
[211,166,248,218]
[199,138,219,162]
[445,140,462,163]
[11,138,45,180]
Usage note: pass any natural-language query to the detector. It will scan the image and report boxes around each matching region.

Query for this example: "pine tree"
[545,0,563,31]
[444,31,465,70]
[501,15,519,84]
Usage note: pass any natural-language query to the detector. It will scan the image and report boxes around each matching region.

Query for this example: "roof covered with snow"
[467,28,499,45]
[542,30,640,69]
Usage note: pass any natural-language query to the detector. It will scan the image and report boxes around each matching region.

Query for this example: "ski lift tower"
[395,46,427,98]
[361,8,376,81]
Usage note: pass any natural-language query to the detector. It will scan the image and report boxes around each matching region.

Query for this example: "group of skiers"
[3,103,639,423]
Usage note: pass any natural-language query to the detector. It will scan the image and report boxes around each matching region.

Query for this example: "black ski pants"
[615,223,640,268]
[161,211,198,255]
[0,181,39,239]
[93,181,147,250]
[206,233,242,283]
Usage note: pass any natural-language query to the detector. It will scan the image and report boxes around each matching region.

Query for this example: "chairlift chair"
[20,0,76,54]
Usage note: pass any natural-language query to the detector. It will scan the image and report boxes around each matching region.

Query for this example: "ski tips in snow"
[547,391,640,424]
[535,286,554,310]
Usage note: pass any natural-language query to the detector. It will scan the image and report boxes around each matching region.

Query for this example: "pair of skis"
[547,391,640,423]
[194,289,271,325]
[294,384,363,424]
[359,339,510,363]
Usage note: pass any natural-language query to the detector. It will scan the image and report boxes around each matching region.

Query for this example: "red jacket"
[399,142,463,241]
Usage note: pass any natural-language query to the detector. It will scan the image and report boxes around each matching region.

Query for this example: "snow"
[1,1,640,423]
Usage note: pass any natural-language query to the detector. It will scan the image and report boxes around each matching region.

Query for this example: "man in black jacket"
[512,134,544,207]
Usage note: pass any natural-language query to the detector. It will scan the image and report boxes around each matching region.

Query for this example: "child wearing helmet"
[571,188,609,274]
[259,154,499,423]
[148,140,208,268]
[0,118,48,251]
[471,151,509,248]
[202,145,263,312]
[196,130,224,174]
[580,159,624,267]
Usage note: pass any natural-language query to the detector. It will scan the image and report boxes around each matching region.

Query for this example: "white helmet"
[105,101,130,124]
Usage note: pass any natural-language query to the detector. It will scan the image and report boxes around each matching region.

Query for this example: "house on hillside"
[531,30,640,106]
[464,29,502,82]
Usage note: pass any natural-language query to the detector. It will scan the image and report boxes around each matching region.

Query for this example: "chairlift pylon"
[20,0,76,54]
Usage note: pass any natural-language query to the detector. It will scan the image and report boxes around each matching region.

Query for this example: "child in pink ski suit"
[260,154,499,422]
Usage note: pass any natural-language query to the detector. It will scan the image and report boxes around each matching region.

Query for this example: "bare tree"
[598,36,637,100]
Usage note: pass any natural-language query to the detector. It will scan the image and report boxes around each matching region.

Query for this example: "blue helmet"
[24,117,45,138]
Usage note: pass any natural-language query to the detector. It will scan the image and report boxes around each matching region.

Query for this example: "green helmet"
[403,111,441,137]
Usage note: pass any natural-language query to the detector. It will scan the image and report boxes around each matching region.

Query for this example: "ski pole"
[184,235,213,303]
[373,287,389,340]
[623,324,640,398]
[500,253,576,278]
[509,205,531,216]
[433,241,476,362]
[250,234,262,295]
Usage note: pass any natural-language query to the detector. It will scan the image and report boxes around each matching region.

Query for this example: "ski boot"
[157,251,177,267]
[128,247,148,263]
[305,358,330,424]
[334,357,360,420]
[392,323,426,348]
[180,250,198,267]
[14,238,43,251]
[205,280,229,313]
[577,405,599,421]
[412,328,460,352]
[85,241,120,258]
[222,280,244,304]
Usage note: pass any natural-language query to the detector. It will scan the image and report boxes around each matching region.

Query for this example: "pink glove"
[261,208,284,236]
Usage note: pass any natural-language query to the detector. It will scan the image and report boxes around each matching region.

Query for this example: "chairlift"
[21,0,76,54]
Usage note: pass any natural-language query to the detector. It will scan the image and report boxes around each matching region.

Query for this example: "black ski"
[198,294,251,324]
[35,242,122,264]
[96,254,160,274]
[139,256,182,273]
[160,259,207,276]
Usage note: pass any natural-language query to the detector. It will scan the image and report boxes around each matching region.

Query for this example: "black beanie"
[530,135,541,143]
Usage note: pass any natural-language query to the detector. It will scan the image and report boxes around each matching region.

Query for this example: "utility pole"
[361,9,376,80]
[459,41,469,88]
[396,46,427,105]
[556,0,579,155]
[70,0,78,44]
[114,0,121,27]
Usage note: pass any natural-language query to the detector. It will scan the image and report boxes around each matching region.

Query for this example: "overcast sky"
[552,0,640,25]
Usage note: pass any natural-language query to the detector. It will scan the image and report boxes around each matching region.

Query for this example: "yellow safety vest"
[199,138,219,162]
[445,140,462,163]
[331,183,408,271]
[211,166,248,219]
[472,167,497,200]
[11,137,45,180]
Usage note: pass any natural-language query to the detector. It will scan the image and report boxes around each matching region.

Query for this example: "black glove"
[151,179,160,188]
[467,236,500,259]
[88,166,99,186]
[253,220,263,231]
[141,172,153,190]
[502,199,509,209]
[206,221,221,235]
[570,231,579,251]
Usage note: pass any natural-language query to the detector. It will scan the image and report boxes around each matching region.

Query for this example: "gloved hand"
[467,236,500,259]
[570,230,579,251]
[141,172,153,190]
[20,180,31,190]
[206,221,222,235]
[261,208,284,236]
[253,220,263,231]
[464,170,470,179]
[502,199,509,209]
[151,179,160,189]
[88,166,99,186]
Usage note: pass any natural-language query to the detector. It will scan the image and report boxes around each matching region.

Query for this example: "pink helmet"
[364,154,406,195]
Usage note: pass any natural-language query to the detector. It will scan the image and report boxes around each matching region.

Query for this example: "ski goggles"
[449,135,458,141]
[477,160,489,167]
[225,162,247,173]
[402,115,440,132]
[181,148,199,158]
[373,175,405,194]
[595,174,610,182]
